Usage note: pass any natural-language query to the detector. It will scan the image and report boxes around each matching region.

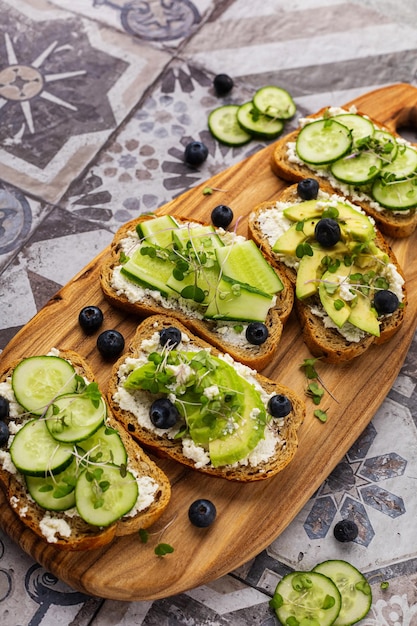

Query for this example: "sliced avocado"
[272,218,318,255]
[348,292,380,336]
[296,242,350,299]
[337,203,375,242]
[318,266,352,328]
[283,199,322,221]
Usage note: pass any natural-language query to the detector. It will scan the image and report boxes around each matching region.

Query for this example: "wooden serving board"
[1,84,417,601]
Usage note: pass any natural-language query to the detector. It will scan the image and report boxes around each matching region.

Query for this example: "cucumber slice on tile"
[296,118,352,165]
[45,392,107,443]
[208,105,252,146]
[25,457,78,511]
[12,355,77,416]
[10,418,74,476]
[381,144,417,179]
[252,86,296,120]
[75,464,138,527]
[236,101,284,139]
[313,560,372,625]
[136,215,178,248]
[270,570,341,626]
[332,113,374,144]
[330,151,382,184]
[372,177,417,210]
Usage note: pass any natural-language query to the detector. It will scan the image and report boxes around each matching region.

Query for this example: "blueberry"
[297,178,319,200]
[78,305,104,334]
[160,326,182,349]
[184,141,209,166]
[268,394,292,418]
[213,73,234,96]
[333,519,358,542]
[0,421,9,447]
[211,205,233,229]
[188,499,217,527]
[246,322,269,345]
[97,329,125,359]
[373,289,399,315]
[149,398,179,429]
[314,218,341,247]
[0,396,9,420]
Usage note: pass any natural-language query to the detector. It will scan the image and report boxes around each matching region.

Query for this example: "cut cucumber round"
[208,105,252,146]
[45,393,107,443]
[313,560,372,625]
[10,418,74,476]
[373,129,398,163]
[296,118,352,165]
[236,101,284,139]
[372,177,417,210]
[252,86,296,120]
[12,355,77,415]
[381,144,417,180]
[332,113,374,144]
[25,457,78,511]
[330,151,382,184]
[270,570,342,626]
[79,424,127,466]
[75,464,138,526]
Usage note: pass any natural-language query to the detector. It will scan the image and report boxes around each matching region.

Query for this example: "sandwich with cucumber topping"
[0,349,171,550]
[107,315,305,482]
[248,182,407,363]
[100,214,294,371]
[270,105,417,238]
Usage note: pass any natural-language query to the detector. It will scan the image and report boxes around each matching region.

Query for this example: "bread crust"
[99,215,294,371]
[107,315,305,482]
[270,106,417,238]
[0,350,171,550]
[248,184,407,364]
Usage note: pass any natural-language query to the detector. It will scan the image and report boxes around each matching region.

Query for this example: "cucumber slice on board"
[136,214,178,248]
[236,101,284,139]
[332,113,374,144]
[75,464,138,526]
[45,393,107,443]
[270,570,342,626]
[330,151,382,184]
[296,119,352,165]
[208,105,252,146]
[372,177,417,210]
[381,144,417,179]
[313,560,372,625]
[252,85,296,120]
[10,418,74,476]
[12,355,77,416]
[25,457,78,511]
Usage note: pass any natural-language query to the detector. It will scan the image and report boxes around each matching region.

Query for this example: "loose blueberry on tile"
[213,73,234,96]
[0,396,9,420]
[78,305,104,334]
[184,141,209,166]
[268,394,292,418]
[160,326,182,349]
[246,322,269,345]
[373,290,399,315]
[211,204,233,228]
[188,499,217,527]
[97,329,125,359]
[149,398,179,429]
[333,519,358,542]
[297,178,319,200]
[0,421,9,447]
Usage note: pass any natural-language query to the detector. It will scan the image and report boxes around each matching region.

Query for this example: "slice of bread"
[270,106,417,238]
[0,349,171,551]
[100,215,294,371]
[248,184,407,364]
[107,315,305,482]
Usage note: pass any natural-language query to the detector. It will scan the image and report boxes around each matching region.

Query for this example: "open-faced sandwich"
[107,315,305,482]
[270,105,417,238]
[100,213,294,371]
[0,349,171,550]
[248,181,406,363]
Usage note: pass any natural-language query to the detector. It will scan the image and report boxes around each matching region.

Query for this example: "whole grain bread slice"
[99,215,294,371]
[248,184,407,364]
[0,349,171,550]
[107,315,305,482]
[270,106,417,239]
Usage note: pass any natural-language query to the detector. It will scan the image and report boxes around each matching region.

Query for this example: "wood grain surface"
[1,84,417,601]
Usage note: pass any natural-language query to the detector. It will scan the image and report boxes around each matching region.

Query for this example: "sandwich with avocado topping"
[248,182,407,363]
[107,315,305,482]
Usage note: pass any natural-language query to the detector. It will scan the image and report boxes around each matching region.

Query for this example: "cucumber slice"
[372,177,417,210]
[236,101,284,139]
[205,277,274,322]
[373,129,398,163]
[330,152,382,184]
[79,424,128,466]
[270,570,341,626]
[252,85,296,120]
[121,244,177,296]
[10,418,74,476]
[216,239,283,295]
[75,464,138,526]
[208,105,252,146]
[45,393,106,443]
[12,355,77,416]
[173,223,224,255]
[381,144,417,180]
[332,113,374,144]
[25,457,78,511]
[136,214,178,248]
[313,560,372,625]
[296,119,352,165]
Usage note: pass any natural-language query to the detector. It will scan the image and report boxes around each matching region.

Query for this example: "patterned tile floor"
[1,0,417,624]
